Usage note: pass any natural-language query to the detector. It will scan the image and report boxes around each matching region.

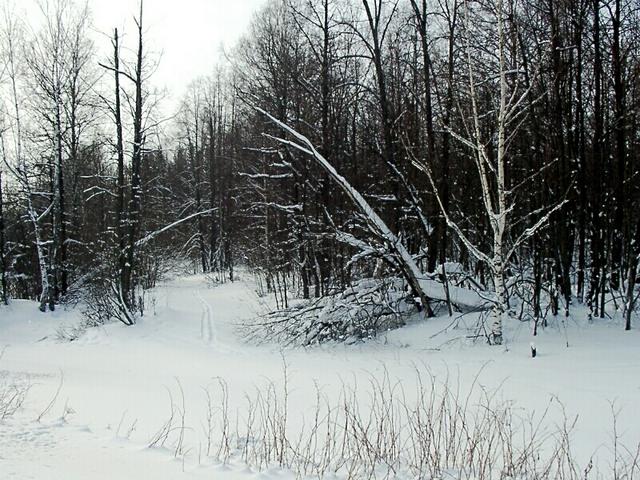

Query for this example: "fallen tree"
[255,106,493,313]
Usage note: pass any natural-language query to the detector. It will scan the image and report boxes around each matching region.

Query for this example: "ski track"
[197,289,215,345]
[1,272,639,479]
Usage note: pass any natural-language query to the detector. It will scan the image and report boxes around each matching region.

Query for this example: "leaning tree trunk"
[27,193,51,312]
[5,13,51,312]
[256,106,437,316]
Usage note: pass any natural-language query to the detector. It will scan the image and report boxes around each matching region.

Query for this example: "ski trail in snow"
[200,302,205,340]
[196,290,215,345]
[204,297,214,343]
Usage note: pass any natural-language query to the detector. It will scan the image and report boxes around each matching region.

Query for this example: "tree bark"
[122,0,145,313]
[112,28,127,294]
[588,0,604,317]
[0,167,7,305]
[610,0,626,290]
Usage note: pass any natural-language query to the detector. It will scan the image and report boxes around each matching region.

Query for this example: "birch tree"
[412,0,565,344]
[0,6,54,311]
[26,0,70,304]
[21,0,95,304]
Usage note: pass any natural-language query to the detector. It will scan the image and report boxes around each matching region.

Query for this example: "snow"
[257,107,489,312]
[418,277,493,309]
[1,272,639,478]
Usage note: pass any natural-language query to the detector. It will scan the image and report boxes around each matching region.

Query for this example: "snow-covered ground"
[1,273,639,479]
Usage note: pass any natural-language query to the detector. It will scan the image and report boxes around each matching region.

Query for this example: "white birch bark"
[2,17,51,311]
[411,0,565,344]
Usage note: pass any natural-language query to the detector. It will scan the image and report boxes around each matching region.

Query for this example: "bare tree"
[112,27,127,296]
[177,81,209,273]
[0,6,53,311]
[413,0,565,344]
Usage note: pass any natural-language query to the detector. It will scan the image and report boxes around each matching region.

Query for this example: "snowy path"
[0,275,278,479]
[197,290,215,345]
[1,273,639,478]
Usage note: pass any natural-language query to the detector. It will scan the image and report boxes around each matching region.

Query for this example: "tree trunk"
[625,218,639,331]
[113,28,127,297]
[188,118,208,273]
[588,0,603,316]
[362,0,401,231]
[410,0,442,273]
[122,0,145,313]
[0,167,7,305]
[575,7,587,301]
[610,0,625,290]
[50,69,65,307]
[207,112,218,271]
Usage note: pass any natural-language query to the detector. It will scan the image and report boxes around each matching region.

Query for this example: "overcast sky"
[16,0,267,112]
[88,0,266,104]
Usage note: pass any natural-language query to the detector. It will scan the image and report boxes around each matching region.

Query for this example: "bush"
[0,363,30,420]
[82,279,144,327]
[246,277,414,346]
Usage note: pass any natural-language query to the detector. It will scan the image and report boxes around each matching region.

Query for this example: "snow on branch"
[255,105,492,312]
[237,172,294,180]
[135,208,216,247]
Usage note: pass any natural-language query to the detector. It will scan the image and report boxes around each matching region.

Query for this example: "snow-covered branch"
[136,208,216,247]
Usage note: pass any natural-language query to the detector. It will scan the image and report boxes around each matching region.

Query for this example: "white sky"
[20,0,267,112]
[89,0,266,105]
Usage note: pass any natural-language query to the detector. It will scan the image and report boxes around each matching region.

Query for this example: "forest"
[2,1,640,478]
[0,0,639,346]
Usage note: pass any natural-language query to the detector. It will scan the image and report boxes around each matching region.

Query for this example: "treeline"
[221,0,640,334]
[0,0,638,339]
[0,1,176,320]
[0,0,241,321]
